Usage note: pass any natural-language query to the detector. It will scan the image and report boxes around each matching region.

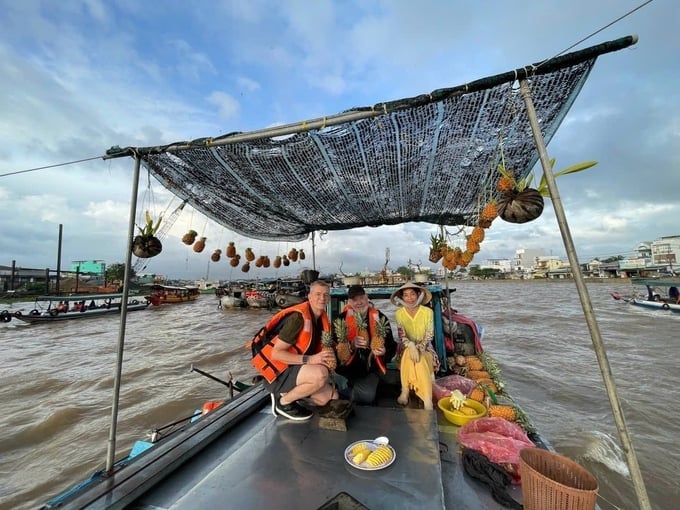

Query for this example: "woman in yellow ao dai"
[391,282,439,410]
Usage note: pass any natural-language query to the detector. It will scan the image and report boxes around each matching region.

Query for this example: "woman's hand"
[407,341,420,363]
[353,335,368,349]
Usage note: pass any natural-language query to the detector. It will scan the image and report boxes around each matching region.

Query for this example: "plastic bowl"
[437,397,487,426]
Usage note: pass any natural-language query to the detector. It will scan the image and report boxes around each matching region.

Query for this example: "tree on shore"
[105,263,136,285]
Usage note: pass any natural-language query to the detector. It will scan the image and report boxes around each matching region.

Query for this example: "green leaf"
[537,160,598,196]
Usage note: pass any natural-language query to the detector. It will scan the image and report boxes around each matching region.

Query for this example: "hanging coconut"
[497,188,545,224]
[211,249,222,262]
[299,249,305,260]
[226,242,237,258]
[263,256,271,268]
[182,230,198,245]
[273,256,282,269]
[241,262,250,273]
[245,248,255,261]
[193,237,207,253]
[229,255,240,267]
[132,235,162,258]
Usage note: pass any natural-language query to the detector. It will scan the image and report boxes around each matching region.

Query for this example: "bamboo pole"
[519,78,651,510]
[106,154,141,472]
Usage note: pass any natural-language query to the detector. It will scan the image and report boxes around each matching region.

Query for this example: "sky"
[0,0,677,281]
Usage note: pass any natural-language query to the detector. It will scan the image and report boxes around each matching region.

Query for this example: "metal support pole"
[106,154,141,472]
[56,224,63,294]
[519,78,651,510]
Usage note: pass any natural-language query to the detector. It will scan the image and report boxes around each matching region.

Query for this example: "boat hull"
[13,302,149,322]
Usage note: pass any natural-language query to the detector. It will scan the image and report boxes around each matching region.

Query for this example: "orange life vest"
[343,306,387,374]
[250,302,331,383]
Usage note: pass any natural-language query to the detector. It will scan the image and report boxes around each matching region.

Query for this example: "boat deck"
[128,386,520,510]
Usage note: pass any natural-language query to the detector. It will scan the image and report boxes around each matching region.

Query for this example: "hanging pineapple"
[229,254,241,267]
[466,237,481,254]
[299,249,306,260]
[334,318,351,364]
[429,234,445,263]
[262,256,271,268]
[255,256,264,268]
[470,226,485,244]
[241,261,250,272]
[321,331,336,371]
[211,249,222,262]
[282,255,290,266]
[245,248,255,262]
[273,255,282,268]
[182,230,198,245]
[226,242,237,258]
[288,248,298,262]
[480,202,498,223]
[193,237,207,253]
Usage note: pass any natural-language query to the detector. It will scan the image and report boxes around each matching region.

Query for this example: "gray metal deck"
[126,387,520,510]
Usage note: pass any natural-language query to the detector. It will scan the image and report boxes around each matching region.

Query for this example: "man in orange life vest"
[252,280,338,421]
[335,285,398,404]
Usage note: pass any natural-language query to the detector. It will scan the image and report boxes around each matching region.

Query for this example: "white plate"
[344,440,396,471]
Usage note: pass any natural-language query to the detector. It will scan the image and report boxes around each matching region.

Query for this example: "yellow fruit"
[488,404,516,421]
[497,175,515,192]
[470,226,485,243]
[459,405,478,416]
[465,356,483,371]
[480,202,498,221]
[366,446,392,467]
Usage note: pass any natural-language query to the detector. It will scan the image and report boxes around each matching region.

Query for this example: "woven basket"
[520,448,598,510]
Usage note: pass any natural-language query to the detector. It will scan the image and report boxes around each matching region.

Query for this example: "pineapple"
[371,315,390,351]
[470,226,485,243]
[245,248,255,261]
[226,241,236,258]
[354,311,369,344]
[459,405,478,416]
[466,238,480,254]
[480,202,498,221]
[321,331,337,371]
[465,355,484,371]
[193,237,207,253]
[334,319,351,364]
[468,385,486,402]
[488,404,516,421]
[467,370,491,380]
[497,174,515,192]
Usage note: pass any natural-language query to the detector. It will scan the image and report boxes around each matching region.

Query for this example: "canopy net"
[107,36,636,241]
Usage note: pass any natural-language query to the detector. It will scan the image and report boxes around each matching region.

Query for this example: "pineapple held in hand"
[354,311,369,345]
[371,315,390,352]
[321,331,337,371]
[334,318,351,364]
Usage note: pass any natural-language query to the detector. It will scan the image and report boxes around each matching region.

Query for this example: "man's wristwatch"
[302,355,309,365]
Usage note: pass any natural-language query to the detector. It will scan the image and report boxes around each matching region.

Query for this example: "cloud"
[0,0,677,279]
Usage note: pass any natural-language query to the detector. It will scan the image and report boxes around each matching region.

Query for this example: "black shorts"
[264,365,302,396]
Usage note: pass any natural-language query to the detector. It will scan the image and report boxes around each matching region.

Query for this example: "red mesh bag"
[458,417,536,483]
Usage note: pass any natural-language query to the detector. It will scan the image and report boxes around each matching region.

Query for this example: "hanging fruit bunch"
[245,247,255,262]
[229,254,241,267]
[182,229,198,245]
[299,249,306,260]
[132,210,163,258]
[496,159,597,224]
[273,255,282,269]
[428,234,445,263]
[255,255,265,268]
[193,236,207,253]
[241,261,250,272]
[211,249,222,262]
[262,255,271,268]
[226,242,237,258]
[288,248,298,262]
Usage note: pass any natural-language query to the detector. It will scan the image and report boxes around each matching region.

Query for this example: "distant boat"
[244,289,274,309]
[611,277,680,313]
[4,293,148,324]
[217,287,247,309]
[145,285,200,306]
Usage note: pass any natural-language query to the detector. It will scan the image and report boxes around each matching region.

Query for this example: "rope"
[534,0,654,70]
[0,155,104,178]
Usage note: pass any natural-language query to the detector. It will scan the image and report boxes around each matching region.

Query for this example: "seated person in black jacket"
[335,285,398,404]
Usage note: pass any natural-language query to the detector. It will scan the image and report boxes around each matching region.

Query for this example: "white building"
[480,258,512,273]
[514,248,545,272]
[651,235,680,265]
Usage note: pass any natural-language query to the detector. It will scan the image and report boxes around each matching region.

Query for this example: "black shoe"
[272,394,313,421]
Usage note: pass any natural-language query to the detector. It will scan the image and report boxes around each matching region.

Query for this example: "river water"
[1,280,678,510]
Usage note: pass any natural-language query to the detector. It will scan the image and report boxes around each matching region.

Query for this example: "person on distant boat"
[390,282,440,410]
[669,286,679,304]
[251,280,338,421]
[335,285,398,405]
[56,301,68,313]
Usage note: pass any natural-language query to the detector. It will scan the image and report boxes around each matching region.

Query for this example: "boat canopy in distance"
[107,36,637,241]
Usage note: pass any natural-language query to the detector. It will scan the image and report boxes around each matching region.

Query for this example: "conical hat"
[390,281,432,306]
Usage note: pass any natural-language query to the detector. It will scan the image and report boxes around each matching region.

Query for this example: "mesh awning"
[107,36,636,241]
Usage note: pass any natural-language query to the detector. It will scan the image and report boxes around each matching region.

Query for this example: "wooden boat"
[217,287,247,308]
[42,36,654,509]
[145,284,200,306]
[3,293,148,324]
[611,277,680,313]
[244,289,274,309]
